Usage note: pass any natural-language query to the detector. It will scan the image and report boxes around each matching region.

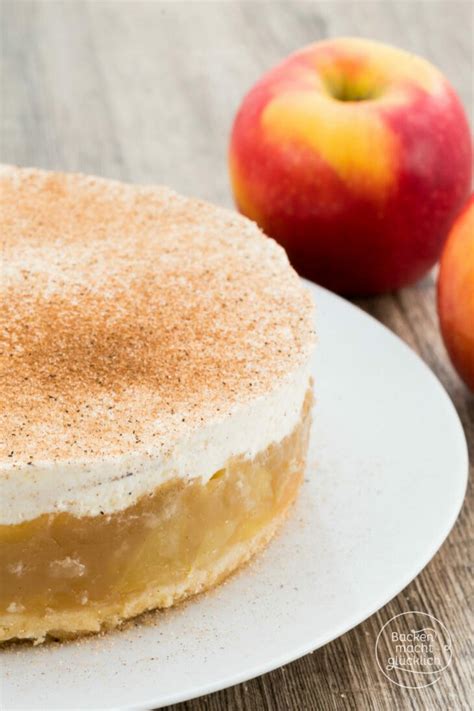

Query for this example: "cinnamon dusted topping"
[0,166,315,466]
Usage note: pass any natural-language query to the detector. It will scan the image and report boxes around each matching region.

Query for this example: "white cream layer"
[0,364,311,525]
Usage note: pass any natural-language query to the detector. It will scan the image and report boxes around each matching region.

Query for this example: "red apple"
[438,195,474,391]
[229,38,472,295]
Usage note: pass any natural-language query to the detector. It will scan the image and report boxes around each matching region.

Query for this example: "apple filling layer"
[0,390,312,643]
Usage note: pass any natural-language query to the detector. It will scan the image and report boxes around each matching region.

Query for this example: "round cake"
[0,165,315,643]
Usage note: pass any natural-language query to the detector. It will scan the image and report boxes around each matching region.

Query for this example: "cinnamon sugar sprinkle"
[0,166,315,466]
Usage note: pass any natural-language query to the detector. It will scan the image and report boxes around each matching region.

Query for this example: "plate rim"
[124,282,469,710]
[3,282,469,711]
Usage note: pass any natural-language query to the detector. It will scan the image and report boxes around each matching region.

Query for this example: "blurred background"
[1,1,472,208]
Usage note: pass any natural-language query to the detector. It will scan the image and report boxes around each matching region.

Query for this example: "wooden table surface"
[1,2,472,709]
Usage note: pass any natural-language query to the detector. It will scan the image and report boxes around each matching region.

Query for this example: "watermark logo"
[375,611,452,689]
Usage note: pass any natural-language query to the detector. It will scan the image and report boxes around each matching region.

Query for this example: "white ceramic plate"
[2,282,468,711]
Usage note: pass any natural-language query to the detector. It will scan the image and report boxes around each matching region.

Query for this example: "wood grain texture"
[1,1,472,709]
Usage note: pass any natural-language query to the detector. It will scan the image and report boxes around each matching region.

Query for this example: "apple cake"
[0,166,315,643]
